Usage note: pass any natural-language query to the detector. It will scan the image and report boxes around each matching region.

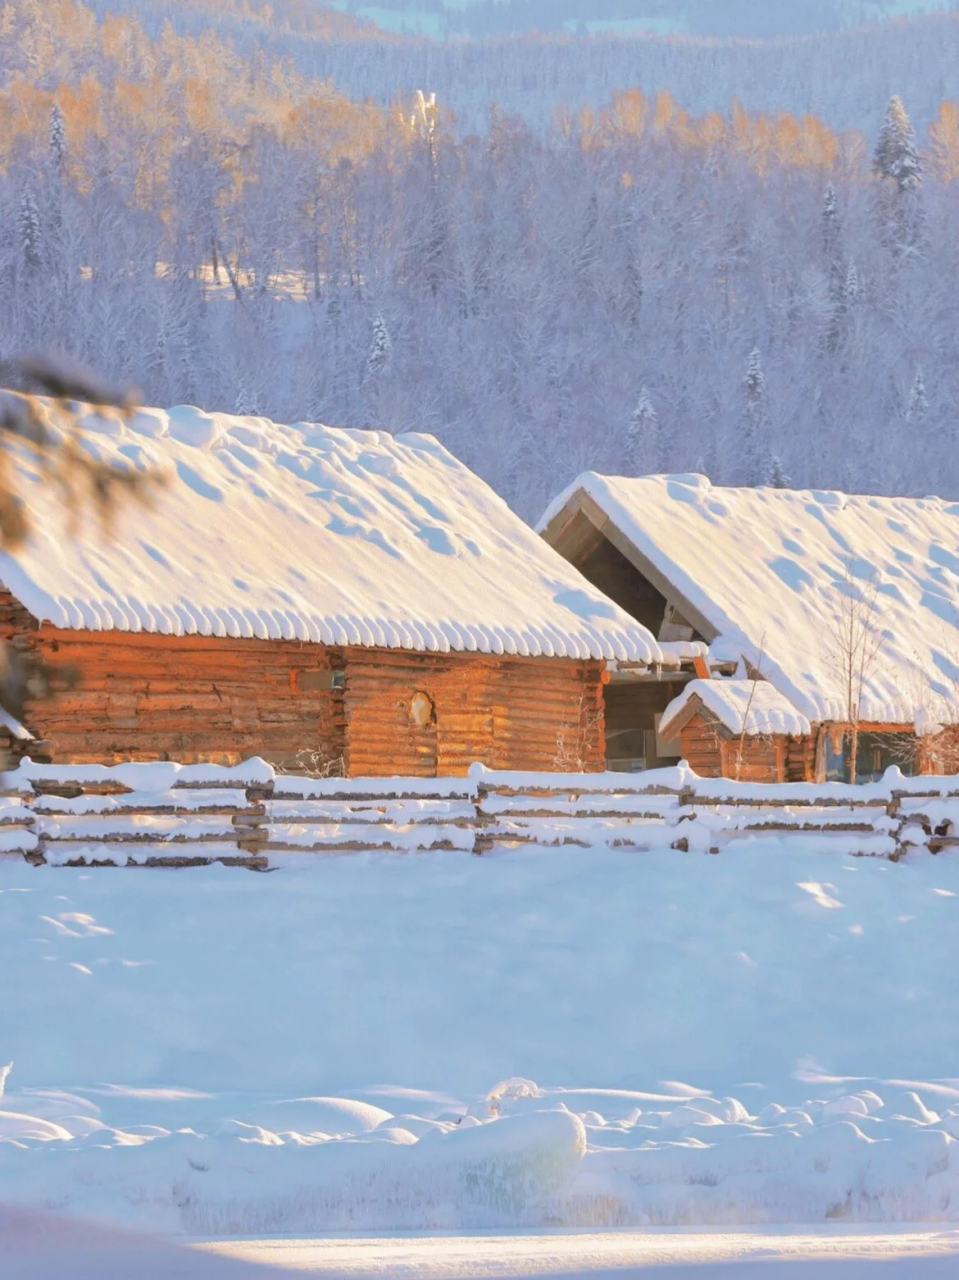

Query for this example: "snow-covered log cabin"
[539,474,959,783]
[0,405,662,774]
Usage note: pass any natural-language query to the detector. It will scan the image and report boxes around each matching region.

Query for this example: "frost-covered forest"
[6,0,959,515]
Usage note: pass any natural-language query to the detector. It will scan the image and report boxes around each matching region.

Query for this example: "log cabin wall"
[677,711,788,783]
[24,626,348,769]
[2,587,605,773]
[343,648,605,777]
[676,716,725,778]
[719,734,784,784]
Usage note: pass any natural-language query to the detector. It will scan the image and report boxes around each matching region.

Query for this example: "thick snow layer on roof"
[541,473,959,723]
[0,404,659,663]
[661,678,812,738]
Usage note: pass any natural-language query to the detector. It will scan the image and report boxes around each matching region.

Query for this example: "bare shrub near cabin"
[823,569,886,784]
[733,634,768,782]
[0,352,158,738]
[553,686,603,772]
[893,660,959,775]
[278,748,346,778]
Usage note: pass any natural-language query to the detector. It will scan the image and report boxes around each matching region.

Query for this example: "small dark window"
[825,730,915,783]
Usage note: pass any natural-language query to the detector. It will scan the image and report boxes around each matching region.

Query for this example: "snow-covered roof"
[660,679,812,739]
[0,404,660,663]
[540,473,959,724]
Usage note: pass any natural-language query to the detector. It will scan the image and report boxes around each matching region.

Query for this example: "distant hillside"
[70,1,959,137]
[328,0,952,38]
[88,0,384,39]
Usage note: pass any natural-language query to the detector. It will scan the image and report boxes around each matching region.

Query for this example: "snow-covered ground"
[9,1213,959,1280]
[203,1227,959,1275]
[5,842,959,1235]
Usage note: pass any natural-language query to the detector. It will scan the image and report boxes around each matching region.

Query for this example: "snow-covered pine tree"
[822,183,838,250]
[822,184,846,351]
[844,262,862,304]
[907,369,928,422]
[234,379,260,416]
[365,312,393,383]
[744,346,766,404]
[766,454,789,488]
[874,95,922,193]
[576,192,600,278]
[742,347,770,486]
[626,386,658,474]
[620,240,643,329]
[18,188,41,270]
[49,102,66,173]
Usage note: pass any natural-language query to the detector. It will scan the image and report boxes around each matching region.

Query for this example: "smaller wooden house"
[0,402,660,775]
[656,679,812,783]
[540,473,959,783]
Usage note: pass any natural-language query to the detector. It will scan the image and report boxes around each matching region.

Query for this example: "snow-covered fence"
[1,759,479,868]
[5,758,959,867]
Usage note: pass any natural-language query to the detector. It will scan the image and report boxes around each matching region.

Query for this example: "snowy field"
[5,843,959,1238]
[9,1215,959,1280]
[203,1227,959,1275]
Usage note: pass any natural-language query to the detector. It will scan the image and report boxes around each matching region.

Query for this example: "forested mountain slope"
[77,1,959,134]
[2,0,959,515]
[332,0,949,39]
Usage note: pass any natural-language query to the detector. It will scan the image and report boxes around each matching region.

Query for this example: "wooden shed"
[540,473,959,783]
[0,404,660,775]
[656,679,813,783]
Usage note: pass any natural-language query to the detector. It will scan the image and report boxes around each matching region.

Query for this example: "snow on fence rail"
[2,758,959,868]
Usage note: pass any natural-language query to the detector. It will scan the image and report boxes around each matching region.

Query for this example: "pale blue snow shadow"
[175,461,225,503]
[326,515,401,559]
[768,556,814,593]
[553,587,619,620]
[416,526,457,555]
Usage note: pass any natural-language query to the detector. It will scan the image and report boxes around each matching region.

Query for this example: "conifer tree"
[742,347,769,486]
[365,313,393,383]
[767,454,789,488]
[907,369,928,422]
[822,183,838,252]
[234,379,260,416]
[17,189,41,271]
[576,192,600,277]
[822,184,846,351]
[626,387,658,474]
[844,262,862,305]
[620,241,643,329]
[48,102,66,174]
[874,95,922,193]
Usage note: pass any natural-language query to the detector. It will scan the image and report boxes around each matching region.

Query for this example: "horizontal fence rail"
[3,759,959,868]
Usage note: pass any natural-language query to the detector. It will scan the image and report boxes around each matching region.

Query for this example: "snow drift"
[5,842,959,1232]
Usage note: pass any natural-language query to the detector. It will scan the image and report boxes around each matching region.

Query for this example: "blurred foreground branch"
[0,352,163,739]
